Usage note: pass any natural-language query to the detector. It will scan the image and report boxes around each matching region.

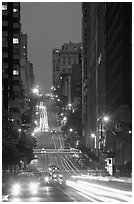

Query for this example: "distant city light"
[69,128,73,132]
[33,88,39,94]
[31,132,35,137]
[103,116,109,122]
[63,116,67,121]
[91,133,95,138]
[34,120,38,125]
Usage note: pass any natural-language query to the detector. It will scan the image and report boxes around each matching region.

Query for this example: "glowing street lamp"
[31,132,35,137]
[91,133,95,138]
[33,88,39,94]
[103,116,109,122]
[18,129,21,132]
[91,133,97,149]
[69,128,73,132]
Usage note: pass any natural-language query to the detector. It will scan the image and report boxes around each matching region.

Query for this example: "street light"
[69,128,73,132]
[91,133,97,149]
[103,116,109,122]
[32,88,39,95]
[31,132,35,137]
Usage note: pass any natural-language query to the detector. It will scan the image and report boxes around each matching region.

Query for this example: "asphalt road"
[4,97,132,202]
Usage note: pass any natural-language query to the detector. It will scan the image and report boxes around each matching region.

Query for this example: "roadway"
[5,97,132,202]
[31,97,132,202]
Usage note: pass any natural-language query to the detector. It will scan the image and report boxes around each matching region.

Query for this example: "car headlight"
[29,183,38,195]
[12,184,21,196]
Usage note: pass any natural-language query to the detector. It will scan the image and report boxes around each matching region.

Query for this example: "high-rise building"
[52,41,82,106]
[105,3,132,167]
[82,2,132,170]
[2,2,35,136]
[2,2,23,128]
[82,3,99,149]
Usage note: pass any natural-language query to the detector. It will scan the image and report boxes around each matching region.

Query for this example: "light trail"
[65,156,80,173]
[39,101,49,131]
[66,180,132,202]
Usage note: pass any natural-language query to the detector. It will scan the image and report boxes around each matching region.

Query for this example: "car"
[51,172,63,181]
[51,129,56,134]
[8,172,39,198]
[48,164,60,172]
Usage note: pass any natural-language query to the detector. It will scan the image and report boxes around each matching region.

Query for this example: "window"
[13,8,18,12]
[98,53,102,64]
[13,70,19,75]
[13,38,19,44]
[2,5,7,10]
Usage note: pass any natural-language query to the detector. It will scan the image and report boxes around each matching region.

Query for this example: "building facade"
[105,3,132,168]
[2,2,35,146]
[82,2,132,171]
[52,41,82,106]
[2,2,22,128]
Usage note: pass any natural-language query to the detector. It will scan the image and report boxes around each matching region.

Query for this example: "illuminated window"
[98,54,102,64]
[13,8,18,12]
[2,5,7,10]
[13,38,19,44]
[13,70,19,75]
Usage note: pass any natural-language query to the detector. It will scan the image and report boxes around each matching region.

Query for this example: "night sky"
[21,2,82,95]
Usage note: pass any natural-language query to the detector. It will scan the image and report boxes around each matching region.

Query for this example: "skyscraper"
[82,2,132,171]
[52,41,82,106]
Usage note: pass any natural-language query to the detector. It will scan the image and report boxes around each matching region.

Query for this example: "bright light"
[45,176,49,182]
[31,132,35,137]
[57,99,60,102]
[69,128,73,132]
[34,128,40,133]
[63,116,67,121]
[29,183,38,195]
[91,133,95,138]
[33,88,39,94]
[103,116,109,122]
[12,184,20,196]
[18,129,21,132]
[68,103,72,107]
[34,120,38,125]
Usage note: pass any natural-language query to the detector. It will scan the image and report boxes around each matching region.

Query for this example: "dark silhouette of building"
[105,3,132,168]
[82,2,132,171]
[2,2,21,111]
